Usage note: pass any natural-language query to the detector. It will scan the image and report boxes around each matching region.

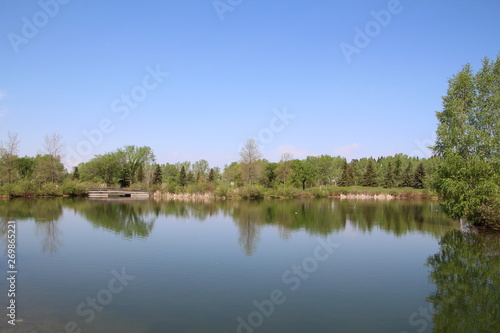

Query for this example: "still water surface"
[0,198,498,332]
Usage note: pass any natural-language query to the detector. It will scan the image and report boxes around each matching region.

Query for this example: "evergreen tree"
[153,164,162,185]
[413,162,426,189]
[362,160,377,187]
[178,165,187,187]
[394,156,402,185]
[339,160,353,186]
[73,166,80,181]
[208,168,216,182]
[186,171,195,184]
[384,162,395,188]
[118,167,130,187]
[401,162,414,187]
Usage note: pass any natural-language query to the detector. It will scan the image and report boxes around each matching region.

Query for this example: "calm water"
[0,198,498,333]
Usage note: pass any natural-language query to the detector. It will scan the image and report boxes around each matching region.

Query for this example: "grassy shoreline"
[0,183,435,200]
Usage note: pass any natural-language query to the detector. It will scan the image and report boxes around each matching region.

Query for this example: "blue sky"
[1,0,499,168]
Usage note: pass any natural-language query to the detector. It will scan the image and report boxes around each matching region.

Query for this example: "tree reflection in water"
[426,229,500,332]
[0,198,63,255]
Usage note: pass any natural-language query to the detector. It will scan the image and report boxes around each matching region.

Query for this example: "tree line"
[0,133,433,198]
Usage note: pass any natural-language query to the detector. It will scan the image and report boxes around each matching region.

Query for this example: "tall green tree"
[118,145,155,184]
[401,162,414,187]
[432,56,500,228]
[275,153,294,187]
[178,165,187,187]
[383,161,395,188]
[152,164,162,185]
[362,160,377,187]
[291,159,316,190]
[338,160,354,187]
[413,162,426,189]
[73,166,80,181]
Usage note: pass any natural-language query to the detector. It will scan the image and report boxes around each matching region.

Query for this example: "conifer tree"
[413,162,426,189]
[73,166,80,181]
[401,162,413,187]
[363,160,377,187]
[208,168,215,182]
[153,164,162,185]
[384,161,395,188]
[178,165,187,187]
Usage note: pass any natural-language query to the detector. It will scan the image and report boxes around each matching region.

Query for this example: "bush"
[214,184,234,198]
[17,180,39,197]
[239,185,265,200]
[40,182,62,196]
[61,180,88,196]
[0,183,23,197]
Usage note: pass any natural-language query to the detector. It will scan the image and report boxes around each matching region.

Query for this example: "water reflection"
[66,199,157,238]
[0,198,457,256]
[0,198,64,255]
[426,229,500,332]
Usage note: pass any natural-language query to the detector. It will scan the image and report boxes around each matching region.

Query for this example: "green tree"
[401,162,414,187]
[432,56,500,228]
[383,161,395,188]
[33,154,66,184]
[118,167,130,187]
[362,160,377,187]
[73,166,80,181]
[192,159,209,179]
[136,164,145,183]
[208,168,216,182]
[152,164,162,185]
[15,156,35,180]
[275,153,294,187]
[80,152,122,186]
[261,162,277,188]
[178,165,187,187]
[338,160,353,187]
[291,159,316,190]
[413,162,426,189]
[118,145,155,184]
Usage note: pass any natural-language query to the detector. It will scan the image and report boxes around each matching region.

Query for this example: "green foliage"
[291,159,316,190]
[40,182,62,196]
[400,161,414,187]
[427,230,500,331]
[338,160,354,187]
[413,162,426,189]
[362,160,378,187]
[152,164,162,185]
[239,184,265,200]
[61,180,89,196]
[15,156,36,180]
[33,154,66,184]
[383,161,395,188]
[72,166,80,181]
[432,56,500,228]
[178,165,187,187]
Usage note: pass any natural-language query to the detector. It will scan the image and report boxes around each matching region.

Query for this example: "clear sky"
[1,0,499,168]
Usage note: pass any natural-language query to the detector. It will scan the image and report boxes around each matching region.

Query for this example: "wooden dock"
[88,187,150,198]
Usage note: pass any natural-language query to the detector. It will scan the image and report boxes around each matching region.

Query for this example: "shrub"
[239,185,265,200]
[41,182,62,196]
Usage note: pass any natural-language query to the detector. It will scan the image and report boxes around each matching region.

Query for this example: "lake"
[0,198,498,333]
